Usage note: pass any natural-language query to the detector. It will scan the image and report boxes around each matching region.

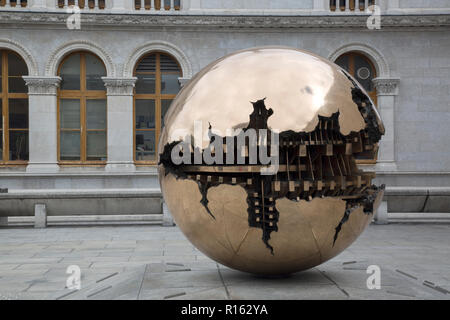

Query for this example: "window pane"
[160,55,180,72]
[60,131,80,160]
[161,99,172,127]
[0,103,2,129]
[161,73,180,94]
[9,99,28,129]
[60,54,80,90]
[8,77,27,93]
[0,130,2,160]
[136,55,156,72]
[136,130,155,161]
[8,52,28,76]
[354,55,375,92]
[87,131,106,161]
[9,130,28,161]
[135,100,155,129]
[85,54,106,91]
[60,99,80,129]
[86,99,106,130]
[335,55,349,72]
[135,74,155,94]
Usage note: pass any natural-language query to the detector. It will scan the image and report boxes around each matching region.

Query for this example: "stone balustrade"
[0,0,28,8]
[0,0,182,11]
[56,0,106,10]
[329,0,376,13]
[0,0,449,15]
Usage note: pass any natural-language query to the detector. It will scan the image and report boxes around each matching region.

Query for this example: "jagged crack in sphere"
[158,47,385,275]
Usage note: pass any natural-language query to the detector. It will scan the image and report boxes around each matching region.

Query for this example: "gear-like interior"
[160,72,385,254]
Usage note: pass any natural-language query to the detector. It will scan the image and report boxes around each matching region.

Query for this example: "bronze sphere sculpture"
[158,47,385,275]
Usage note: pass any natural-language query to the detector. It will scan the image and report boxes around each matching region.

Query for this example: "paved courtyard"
[0,223,448,300]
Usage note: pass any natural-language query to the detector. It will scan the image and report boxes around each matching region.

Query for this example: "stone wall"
[0,12,449,189]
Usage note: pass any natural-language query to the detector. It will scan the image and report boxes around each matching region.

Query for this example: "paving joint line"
[318,269,350,298]
[216,264,231,300]
[136,264,149,300]
[395,269,418,280]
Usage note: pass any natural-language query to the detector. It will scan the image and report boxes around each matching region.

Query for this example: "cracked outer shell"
[161,173,382,275]
[158,47,384,275]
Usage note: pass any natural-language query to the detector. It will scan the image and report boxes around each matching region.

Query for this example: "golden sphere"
[158,47,385,275]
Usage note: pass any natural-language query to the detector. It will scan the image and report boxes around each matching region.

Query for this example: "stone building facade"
[0,0,450,217]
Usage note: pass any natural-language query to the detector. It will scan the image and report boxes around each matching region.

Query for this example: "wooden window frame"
[0,50,29,166]
[344,51,378,105]
[336,51,378,165]
[57,52,107,166]
[133,52,182,165]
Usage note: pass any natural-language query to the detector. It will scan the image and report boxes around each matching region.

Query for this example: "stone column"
[24,76,61,173]
[102,77,137,172]
[373,77,400,172]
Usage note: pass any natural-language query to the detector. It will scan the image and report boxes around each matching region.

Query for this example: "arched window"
[57,52,107,164]
[134,52,181,163]
[0,50,29,164]
[335,51,377,105]
[335,51,378,163]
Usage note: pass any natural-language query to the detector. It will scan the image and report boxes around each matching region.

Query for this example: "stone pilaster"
[373,77,400,172]
[24,76,61,173]
[102,77,137,172]
[373,78,400,96]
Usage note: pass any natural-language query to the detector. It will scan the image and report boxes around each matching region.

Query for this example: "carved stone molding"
[373,78,400,96]
[0,39,38,76]
[1,12,450,30]
[102,77,137,96]
[328,43,390,78]
[46,40,116,77]
[23,76,61,95]
[124,41,193,79]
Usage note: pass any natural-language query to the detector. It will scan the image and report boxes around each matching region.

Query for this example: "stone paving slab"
[0,224,449,300]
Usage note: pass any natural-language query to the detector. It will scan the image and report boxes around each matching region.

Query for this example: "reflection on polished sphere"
[158,47,385,275]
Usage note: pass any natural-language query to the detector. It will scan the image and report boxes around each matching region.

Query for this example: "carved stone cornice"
[373,78,400,96]
[102,77,137,96]
[0,12,449,30]
[23,76,61,95]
